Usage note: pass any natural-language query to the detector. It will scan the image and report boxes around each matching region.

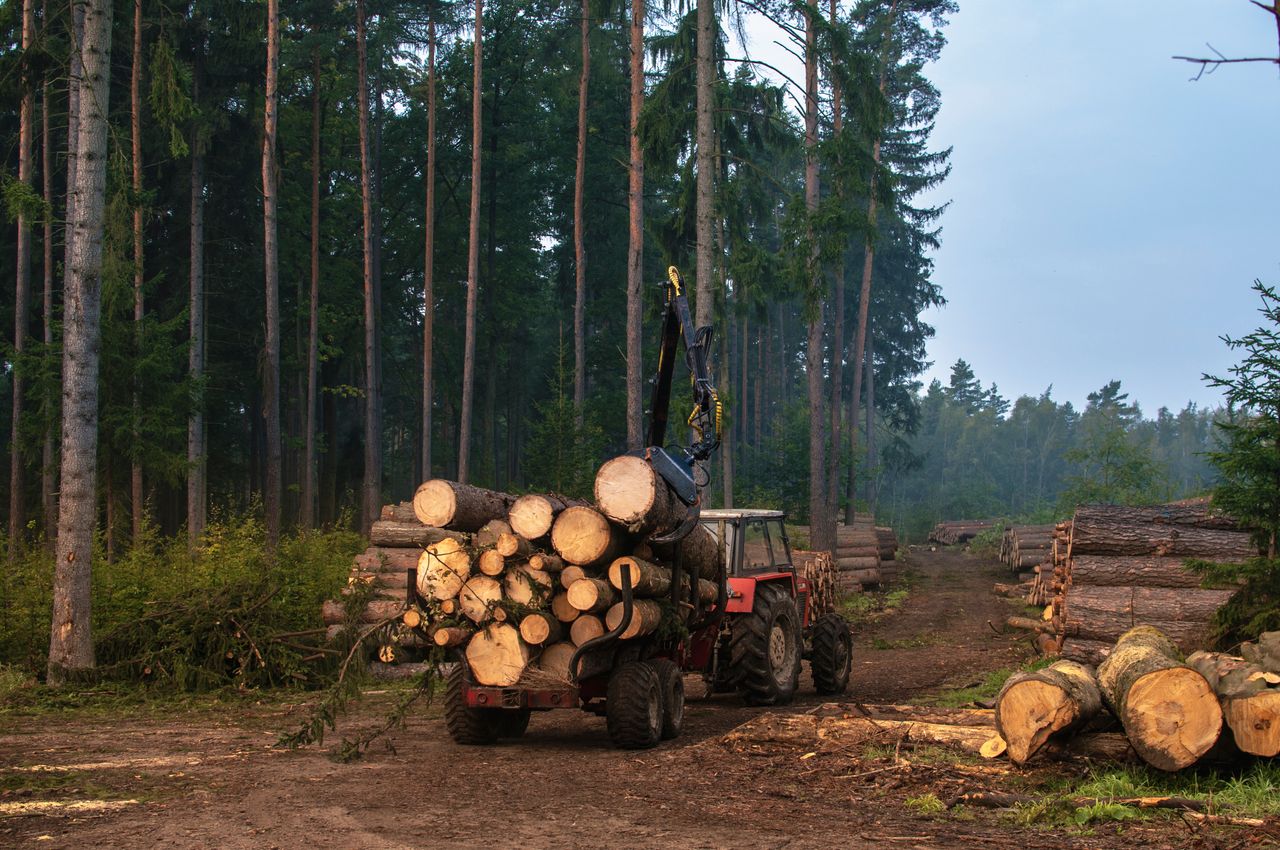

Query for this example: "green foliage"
[0,664,33,704]
[967,521,1005,558]
[905,793,946,815]
[523,341,608,499]
[148,37,195,158]
[0,171,50,224]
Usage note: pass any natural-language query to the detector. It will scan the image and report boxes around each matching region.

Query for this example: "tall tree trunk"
[10,0,36,553]
[865,327,877,512]
[803,0,829,551]
[129,0,144,543]
[188,136,206,544]
[63,0,84,344]
[738,311,747,449]
[422,17,437,480]
[694,0,714,329]
[719,272,733,508]
[41,34,56,543]
[262,0,282,547]
[572,0,590,421]
[302,51,321,530]
[625,0,644,452]
[825,0,844,527]
[48,0,112,684]
[458,0,483,484]
[357,0,380,530]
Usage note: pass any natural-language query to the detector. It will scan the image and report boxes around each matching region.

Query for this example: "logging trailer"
[416,267,852,749]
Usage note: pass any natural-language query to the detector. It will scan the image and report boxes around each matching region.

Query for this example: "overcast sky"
[742,2,1280,415]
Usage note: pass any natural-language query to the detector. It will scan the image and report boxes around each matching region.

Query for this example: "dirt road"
[0,550,1226,848]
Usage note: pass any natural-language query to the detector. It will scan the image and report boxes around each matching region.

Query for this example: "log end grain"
[413,479,458,528]
[594,455,660,525]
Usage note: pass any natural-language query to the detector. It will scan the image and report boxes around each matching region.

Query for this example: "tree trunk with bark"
[594,455,687,536]
[994,659,1102,765]
[262,0,282,547]
[422,17,437,481]
[10,0,35,552]
[187,65,206,544]
[1070,514,1255,559]
[357,0,380,532]
[458,0,484,484]
[508,493,588,540]
[302,51,321,530]
[413,479,514,531]
[573,0,590,419]
[41,48,56,542]
[48,0,112,684]
[803,1,829,552]
[130,0,144,542]
[1068,555,1222,589]
[694,0,714,330]
[824,0,844,528]
[625,0,644,451]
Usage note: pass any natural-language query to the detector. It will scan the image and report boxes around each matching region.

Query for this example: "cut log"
[440,598,458,616]
[567,577,617,613]
[474,518,512,548]
[496,531,534,559]
[507,493,589,541]
[551,506,625,567]
[369,520,464,548]
[432,626,473,648]
[835,556,879,571]
[380,502,419,523]
[1068,555,1232,588]
[476,549,506,577]
[594,455,688,536]
[1187,650,1280,757]
[569,614,605,646]
[536,641,576,680]
[464,623,531,687]
[652,522,724,581]
[504,566,553,606]
[416,538,472,601]
[321,599,405,625]
[607,556,672,596]
[696,578,718,605]
[1060,638,1112,666]
[1096,625,1223,771]
[994,660,1103,765]
[1060,586,1235,649]
[353,546,423,572]
[518,612,561,646]
[458,575,504,623]
[1073,503,1241,532]
[838,568,880,586]
[560,565,588,591]
[604,598,663,639]
[834,546,880,559]
[529,552,565,573]
[413,479,515,532]
[551,592,580,623]
[1070,512,1255,559]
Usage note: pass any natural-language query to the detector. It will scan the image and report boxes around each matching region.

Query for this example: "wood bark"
[262,0,282,547]
[302,51,321,530]
[994,660,1102,764]
[508,493,587,540]
[413,479,514,531]
[458,575,503,623]
[536,641,576,679]
[465,623,529,687]
[604,599,662,639]
[529,552,565,573]
[10,0,35,551]
[572,0,589,416]
[1068,555,1223,589]
[1097,625,1223,771]
[40,52,55,542]
[567,577,617,613]
[652,522,723,580]
[353,546,423,573]
[187,61,206,544]
[519,612,561,646]
[835,556,879,571]
[1070,515,1254,559]
[803,0,828,553]
[551,506,624,567]
[595,455,687,535]
[1073,503,1240,531]
[694,0,713,330]
[569,614,604,646]
[1061,585,1234,648]
[474,518,511,548]
[48,0,111,684]
[1187,650,1280,757]
[836,567,880,586]
[356,0,381,532]
[433,626,473,648]
[129,0,144,542]
[625,0,644,452]
[608,556,672,596]
[368,520,464,548]
[421,16,437,481]
[457,0,483,483]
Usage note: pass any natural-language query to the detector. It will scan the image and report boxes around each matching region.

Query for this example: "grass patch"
[925,658,1054,707]
[0,664,33,704]
[838,584,913,628]
[905,793,946,815]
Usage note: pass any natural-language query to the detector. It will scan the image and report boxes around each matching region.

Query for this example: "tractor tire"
[649,658,685,740]
[810,613,852,695]
[443,664,501,745]
[606,661,662,749]
[495,708,533,739]
[729,582,802,706]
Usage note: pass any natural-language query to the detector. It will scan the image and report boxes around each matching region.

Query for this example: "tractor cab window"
[763,519,790,566]
[742,519,773,569]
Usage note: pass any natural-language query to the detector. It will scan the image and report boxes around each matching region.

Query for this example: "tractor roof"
[700,508,787,521]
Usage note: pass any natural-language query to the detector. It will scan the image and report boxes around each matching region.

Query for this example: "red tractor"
[431,266,850,749]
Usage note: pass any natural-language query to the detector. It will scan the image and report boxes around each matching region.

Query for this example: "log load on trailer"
[400,267,852,749]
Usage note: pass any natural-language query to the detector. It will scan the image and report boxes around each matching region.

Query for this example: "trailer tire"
[443,664,501,745]
[606,661,662,749]
[729,582,802,706]
[810,613,852,695]
[649,659,685,740]
[495,708,532,739]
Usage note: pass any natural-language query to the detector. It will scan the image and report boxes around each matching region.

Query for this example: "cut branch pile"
[928,519,995,546]
[337,459,726,687]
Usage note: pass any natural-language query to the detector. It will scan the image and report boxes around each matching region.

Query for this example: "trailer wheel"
[443,664,500,745]
[729,582,802,706]
[810,613,852,695]
[606,661,662,749]
[495,708,532,739]
[648,659,685,740]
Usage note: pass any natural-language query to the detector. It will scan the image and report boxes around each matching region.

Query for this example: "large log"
[569,614,605,646]
[837,567,880,586]
[415,538,472,600]
[834,546,880,559]
[1097,625,1223,771]
[535,641,576,679]
[477,549,507,577]
[604,598,663,639]
[835,556,879,571]
[508,493,589,541]
[1070,510,1255,559]
[1187,650,1280,757]
[458,575,504,623]
[1074,503,1241,532]
[607,556,673,596]
[464,623,531,686]
[518,612,561,646]
[321,599,405,625]
[550,591,580,623]
[652,522,724,581]
[496,532,534,559]
[413,480,515,532]
[1068,555,1231,588]
[1060,638,1112,666]
[567,577,617,613]
[994,660,1103,764]
[504,566,553,606]
[369,521,464,548]
[560,565,588,590]
[380,501,419,523]
[353,546,423,572]
[551,506,626,567]
[1060,585,1235,648]
[594,455,687,535]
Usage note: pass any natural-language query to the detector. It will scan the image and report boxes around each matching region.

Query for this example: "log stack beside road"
[928,519,995,546]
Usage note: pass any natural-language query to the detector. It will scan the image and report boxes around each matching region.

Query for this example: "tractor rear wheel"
[649,658,685,740]
[606,661,662,749]
[443,663,501,745]
[729,582,802,706]
[810,613,852,695]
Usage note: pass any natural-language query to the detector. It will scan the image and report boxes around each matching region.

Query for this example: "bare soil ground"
[0,549,1270,848]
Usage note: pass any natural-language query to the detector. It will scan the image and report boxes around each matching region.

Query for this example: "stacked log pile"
[324,457,727,685]
[928,519,995,546]
[998,501,1255,664]
[794,550,839,614]
[998,524,1055,572]
[834,518,881,592]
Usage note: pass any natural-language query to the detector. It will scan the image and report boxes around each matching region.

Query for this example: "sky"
[740,2,1280,415]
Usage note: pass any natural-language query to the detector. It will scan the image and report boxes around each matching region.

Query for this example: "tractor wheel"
[606,661,662,749]
[810,613,852,695]
[443,663,501,745]
[495,708,533,739]
[649,658,685,740]
[729,582,802,706]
